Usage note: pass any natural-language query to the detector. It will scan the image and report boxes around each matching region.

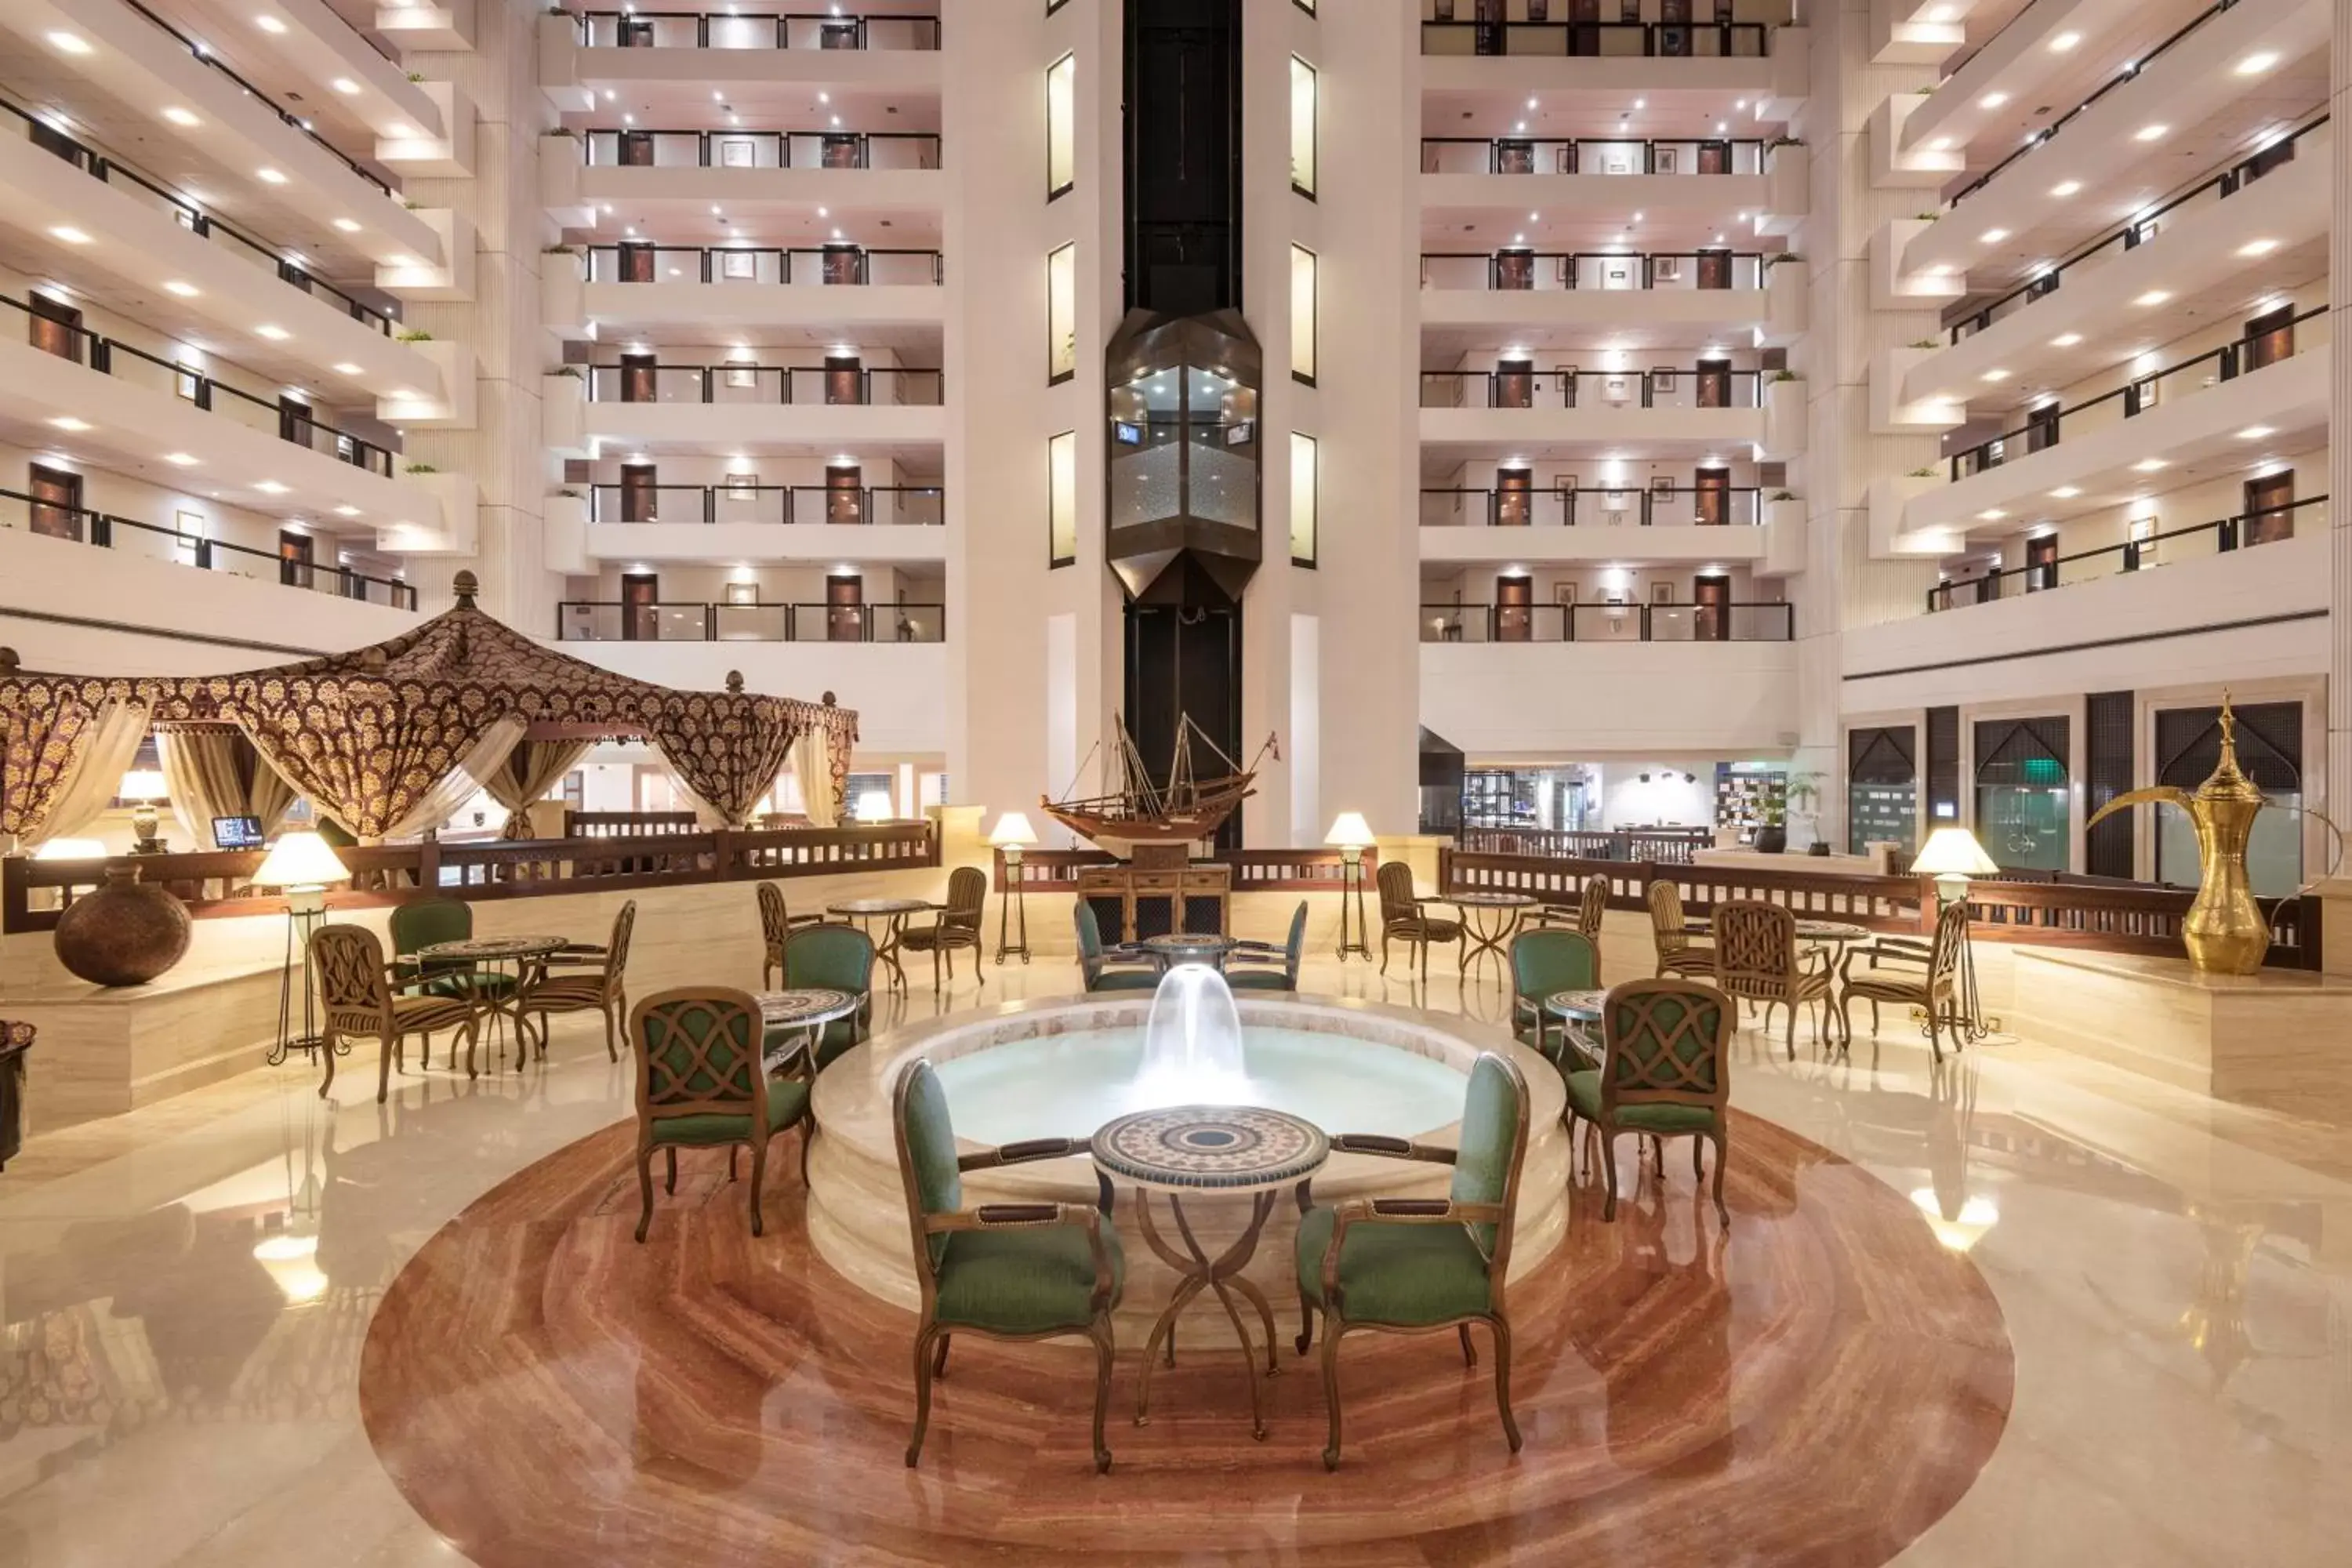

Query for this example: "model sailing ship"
[1044,716,1276,858]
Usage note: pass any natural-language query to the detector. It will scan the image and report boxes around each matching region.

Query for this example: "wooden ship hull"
[1040,778,1255,855]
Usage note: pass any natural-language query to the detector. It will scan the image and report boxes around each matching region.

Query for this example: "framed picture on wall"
[1650,581,1675,604]
[1650,475,1676,495]
[724,580,757,605]
[1553,581,1577,606]
[724,365,759,389]
[719,249,757,281]
[1652,368,1677,394]
[1654,256,1682,282]
[719,138,756,169]
[724,471,758,499]
[1656,147,1679,175]
[2129,515,2159,568]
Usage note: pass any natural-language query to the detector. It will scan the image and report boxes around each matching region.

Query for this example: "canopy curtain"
[157,726,300,849]
[649,706,803,829]
[789,733,838,828]
[379,717,528,841]
[485,737,592,837]
[238,676,512,842]
[0,698,149,851]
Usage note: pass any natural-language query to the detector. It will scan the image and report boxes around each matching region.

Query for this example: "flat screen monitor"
[213,815,266,849]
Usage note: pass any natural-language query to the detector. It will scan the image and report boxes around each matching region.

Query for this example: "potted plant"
[1786,771,1825,852]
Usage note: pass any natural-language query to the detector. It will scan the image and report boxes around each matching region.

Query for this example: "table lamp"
[252,830,351,1065]
[855,788,895,825]
[988,811,1038,965]
[1326,811,1375,960]
[119,769,169,855]
[1911,826,1997,906]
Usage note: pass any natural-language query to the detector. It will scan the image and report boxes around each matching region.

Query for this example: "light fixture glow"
[255,481,290,494]
[256,166,289,183]
[256,14,289,33]
[2049,31,2081,51]
[2235,52,2279,75]
[2237,238,2279,257]
[2133,124,2168,141]
[256,324,291,340]
[2236,426,2275,440]
[48,225,91,245]
[2131,459,2168,473]
[332,217,362,233]
[332,76,361,94]
[164,452,200,466]
[1978,509,2007,521]
[45,30,93,54]
[163,107,201,127]
[2133,290,2170,307]
[333,504,361,516]
[49,416,93,432]
[1980,228,2009,243]
[1980,368,2010,382]
[1980,92,2009,108]
[2050,180,2081,197]
[2049,486,2082,499]
[1929,136,1954,151]
[332,361,363,375]
[2050,332,2082,347]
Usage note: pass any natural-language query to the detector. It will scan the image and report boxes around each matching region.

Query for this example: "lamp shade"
[987,811,1038,848]
[1324,811,1375,849]
[118,770,169,802]
[854,789,895,825]
[34,838,107,861]
[251,831,350,890]
[1911,826,1998,878]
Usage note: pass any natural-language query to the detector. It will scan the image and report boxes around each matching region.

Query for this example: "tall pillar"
[2331,8,2352,836]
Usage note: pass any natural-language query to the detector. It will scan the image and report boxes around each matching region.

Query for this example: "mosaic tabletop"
[754,988,858,1029]
[1138,933,1240,955]
[416,935,569,962]
[1544,988,1611,1022]
[1091,1105,1330,1192]
[1446,891,1539,908]
[1683,918,1875,942]
[827,898,935,916]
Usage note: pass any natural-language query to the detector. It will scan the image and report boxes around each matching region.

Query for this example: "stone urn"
[53,864,193,986]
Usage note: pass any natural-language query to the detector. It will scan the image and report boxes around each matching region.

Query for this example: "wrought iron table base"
[1133,1189,1282,1439]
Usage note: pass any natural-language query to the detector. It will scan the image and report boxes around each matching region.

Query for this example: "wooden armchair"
[517,900,634,1062]
[1535,875,1608,943]
[757,880,826,990]
[1839,901,1969,1062]
[1227,901,1309,991]
[1294,1052,1530,1470]
[1376,861,1464,979]
[310,924,481,1102]
[630,986,810,1242]
[1712,900,1835,1059]
[1508,927,1599,1072]
[895,1058,1122,1473]
[898,866,987,994]
[1646,879,1714,981]
[1564,978,1733,1225]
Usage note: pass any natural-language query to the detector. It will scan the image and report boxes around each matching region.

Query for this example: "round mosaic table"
[1091,1105,1330,1439]
[826,898,936,993]
[415,935,568,1074]
[1442,890,1541,972]
[1135,932,1241,973]
[1543,986,1611,1073]
[753,988,858,1076]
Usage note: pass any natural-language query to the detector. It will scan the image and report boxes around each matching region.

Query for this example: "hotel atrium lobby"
[2,0,2352,1564]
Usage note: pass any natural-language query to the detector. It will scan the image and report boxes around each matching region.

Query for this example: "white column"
[2331,5,2352,833]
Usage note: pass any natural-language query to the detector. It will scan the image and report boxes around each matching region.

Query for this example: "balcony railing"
[573,9,942,49]
[585,244,944,286]
[1420,367,1762,408]
[0,487,416,608]
[1948,303,2326,481]
[3,293,397,477]
[1421,486,1762,528]
[581,129,942,170]
[1421,136,1766,176]
[1947,0,2239,209]
[556,601,946,642]
[1926,496,2328,612]
[585,364,943,405]
[1421,16,1767,58]
[1420,249,1765,292]
[586,484,944,526]
[1422,601,1791,641]
[2,100,396,335]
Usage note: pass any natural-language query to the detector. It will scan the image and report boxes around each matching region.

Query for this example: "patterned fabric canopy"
[0,583,856,840]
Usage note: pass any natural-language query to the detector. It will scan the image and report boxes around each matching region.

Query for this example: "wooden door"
[2244,306,2295,372]
[1696,358,1731,407]
[27,463,82,542]
[822,245,865,285]
[1495,467,1533,527]
[619,130,653,166]
[278,529,314,590]
[2243,472,2295,546]
[27,293,82,361]
[826,574,866,641]
[1696,140,1730,174]
[824,354,865,405]
[1496,574,1534,642]
[1693,466,1730,526]
[819,20,859,48]
[1496,140,1534,174]
[278,395,317,452]
[1472,0,1504,55]
[821,134,861,169]
[826,464,865,524]
[620,462,659,523]
[620,352,656,402]
[2025,534,2057,591]
[1494,249,1534,290]
[1494,358,1534,409]
[2024,401,2059,453]
[1570,0,1599,52]
[619,17,652,45]
[1694,249,1730,289]
[1693,574,1730,641]
[622,573,659,641]
[618,242,655,282]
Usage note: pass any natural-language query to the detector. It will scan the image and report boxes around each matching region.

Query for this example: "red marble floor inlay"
[361,1112,2012,1566]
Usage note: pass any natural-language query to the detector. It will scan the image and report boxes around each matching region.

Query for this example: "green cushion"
[1564,1069,1720,1134]
[649,1077,810,1146]
[1509,929,1598,1016]
[1085,971,1160,993]
[900,1063,961,1267]
[1223,971,1294,991]
[811,1018,862,1070]
[933,1220,1124,1332]
[390,900,471,957]
[1294,1206,1492,1326]
[401,967,516,1000]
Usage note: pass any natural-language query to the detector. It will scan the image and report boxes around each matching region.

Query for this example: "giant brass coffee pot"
[2083,699,2271,975]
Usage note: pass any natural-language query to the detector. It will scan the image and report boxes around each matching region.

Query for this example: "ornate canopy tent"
[0,575,857,848]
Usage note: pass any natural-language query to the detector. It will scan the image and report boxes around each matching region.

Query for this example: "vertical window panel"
[1290,245,1317,384]
[1047,242,1076,383]
[1290,57,1316,198]
[1048,430,1077,567]
[1290,432,1317,567]
[1046,53,1076,200]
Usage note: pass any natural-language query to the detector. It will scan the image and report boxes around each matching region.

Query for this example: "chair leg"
[1457,1323,1477,1367]
[1294,1287,1315,1355]
[1319,1322,1346,1471]
[1602,1128,1621,1221]
[1693,1134,1704,1178]
[932,1334,952,1377]
[1090,1323,1116,1475]
[1784,1000,1798,1062]
[1488,1315,1523,1454]
[746,1136,767,1238]
[1869,998,1882,1036]
[1710,1127,1730,1227]
[375,1026,396,1104]
[1927,1003,1946,1065]
[932,945,942,997]
[664,1145,677,1195]
[603,1001,619,1063]
[1379,930,1390,974]
[633,1143,656,1243]
[906,1323,938,1468]
[728,1145,739,1182]
[316,1028,336,1100]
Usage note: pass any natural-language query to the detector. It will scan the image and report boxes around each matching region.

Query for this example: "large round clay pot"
[53,865,193,986]
[1753,825,1788,855]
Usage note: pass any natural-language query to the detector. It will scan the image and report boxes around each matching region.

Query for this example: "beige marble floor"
[2,946,2350,1566]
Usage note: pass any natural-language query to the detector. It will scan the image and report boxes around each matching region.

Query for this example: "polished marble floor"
[3,949,2350,1565]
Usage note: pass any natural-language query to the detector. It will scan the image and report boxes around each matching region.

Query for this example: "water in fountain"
[1134,963,1252,1108]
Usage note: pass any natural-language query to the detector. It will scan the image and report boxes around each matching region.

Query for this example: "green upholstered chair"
[629,986,809,1242]
[1376,860,1464,979]
[1565,978,1732,1226]
[893,1058,1123,1473]
[388,902,514,1051]
[757,880,825,990]
[898,866,987,994]
[1294,1051,1530,1471]
[1075,903,1157,992]
[781,923,874,1070]
[1227,901,1308,991]
[1508,927,1599,1071]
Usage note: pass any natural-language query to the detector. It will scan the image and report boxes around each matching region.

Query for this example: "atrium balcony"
[571,361,946,451]
[1415,6,1801,100]
[555,599,943,644]
[1419,249,1784,335]
[563,127,942,216]
[561,483,945,568]
[1417,485,1779,564]
[541,5,941,96]
[1418,136,1799,223]
[1418,365,1768,450]
[576,243,945,332]
[1421,630,1797,757]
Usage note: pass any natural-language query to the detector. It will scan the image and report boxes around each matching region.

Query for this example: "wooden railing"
[1437,848,2324,970]
[993,847,1354,893]
[2,824,939,933]
[1458,826,1711,864]
[563,810,702,837]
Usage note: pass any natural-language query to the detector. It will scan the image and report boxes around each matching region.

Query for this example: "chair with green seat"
[757,880,825,990]
[893,1058,1122,1473]
[1227,901,1308,991]
[630,985,809,1242]
[1075,903,1157,992]
[386,898,511,1067]
[780,924,875,1070]
[1565,978,1732,1226]
[1508,927,1599,1071]
[1294,1051,1530,1471]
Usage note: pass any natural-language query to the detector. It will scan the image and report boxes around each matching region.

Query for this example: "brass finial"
[822,690,837,706]
[452,569,479,608]
[724,670,744,693]
[0,647,17,677]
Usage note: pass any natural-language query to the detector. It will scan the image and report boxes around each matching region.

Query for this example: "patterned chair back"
[633,986,768,1127]
[1646,880,1690,954]
[940,866,987,934]
[602,900,638,997]
[1926,899,1969,992]
[310,924,394,1037]
[892,1058,960,1272]
[1375,862,1421,927]
[1599,979,1732,1116]
[784,922,875,998]
[756,881,791,953]
[1449,1052,1530,1279]
[1577,875,1609,938]
[390,898,470,960]
[1712,899,1798,1000]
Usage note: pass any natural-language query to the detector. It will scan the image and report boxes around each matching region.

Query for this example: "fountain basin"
[807,993,1567,1347]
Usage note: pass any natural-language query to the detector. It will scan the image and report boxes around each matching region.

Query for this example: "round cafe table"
[1443,890,1541,972]
[1542,987,1611,1073]
[1688,917,1874,1048]
[1091,1104,1330,1440]
[414,935,567,1075]
[826,897,936,993]
[753,987,859,1076]
[1136,932,1241,973]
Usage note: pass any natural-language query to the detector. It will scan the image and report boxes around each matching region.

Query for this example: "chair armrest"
[925,1203,1117,1310]
[1298,1133,1457,1209]
[1322,1198,1508,1298]
[960,1134,1087,1170]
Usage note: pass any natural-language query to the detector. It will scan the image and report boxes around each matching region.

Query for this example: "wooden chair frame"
[898,866,987,995]
[1537,875,1610,942]
[517,900,635,1062]
[630,985,808,1242]
[1646,879,1715,981]
[1838,901,1969,1062]
[1711,899,1835,1059]
[1376,860,1465,980]
[310,924,481,1103]
[1292,1052,1530,1471]
[757,880,826,990]
[893,1058,1120,1473]
[1570,978,1733,1226]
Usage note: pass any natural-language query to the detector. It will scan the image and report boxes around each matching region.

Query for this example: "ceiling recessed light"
[332,218,363,234]
[2050,180,2081,197]
[256,324,291,340]
[332,76,361,94]
[2134,290,2170,307]
[1929,136,1954,151]
[2050,332,2082,347]
[2237,426,2274,440]
[333,505,361,517]
[1980,92,2009,109]
[256,167,288,184]
[2134,125,2168,141]
[45,30,93,54]
[163,107,201,127]
[2238,238,2279,257]
[2131,459,2168,473]
[2235,52,2279,75]
[1981,368,2010,381]
[1978,509,2007,521]
[48,225,91,245]
[1980,228,2009,243]
[333,361,365,375]
[49,416,93,432]
[2050,486,2082,499]
[256,481,290,495]
[163,452,201,466]
[2049,31,2082,52]
[256,14,289,33]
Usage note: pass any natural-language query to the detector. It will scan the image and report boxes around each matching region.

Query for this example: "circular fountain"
[806,970,1567,1344]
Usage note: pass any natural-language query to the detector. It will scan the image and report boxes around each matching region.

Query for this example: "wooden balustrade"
[562,809,702,837]
[1457,826,1710,864]
[993,847,1353,894]
[2,823,940,934]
